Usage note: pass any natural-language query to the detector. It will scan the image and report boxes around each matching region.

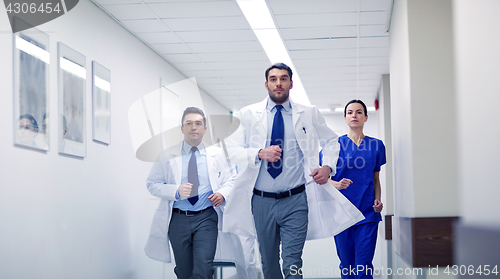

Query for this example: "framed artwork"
[58,42,86,157]
[13,25,50,150]
[92,61,111,144]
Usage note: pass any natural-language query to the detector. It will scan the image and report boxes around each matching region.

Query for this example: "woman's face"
[344,103,368,128]
[17,118,37,144]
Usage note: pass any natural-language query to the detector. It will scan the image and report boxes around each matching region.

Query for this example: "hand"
[208,192,225,207]
[178,183,193,198]
[373,199,383,213]
[310,166,332,185]
[332,178,352,190]
[258,145,282,162]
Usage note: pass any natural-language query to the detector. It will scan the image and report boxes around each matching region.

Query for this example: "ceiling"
[91,0,391,112]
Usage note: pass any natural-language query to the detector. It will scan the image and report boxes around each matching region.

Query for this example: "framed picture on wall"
[92,61,111,145]
[13,23,50,150]
[58,42,86,157]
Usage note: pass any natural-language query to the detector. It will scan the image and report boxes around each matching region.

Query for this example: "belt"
[172,206,213,216]
[253,184,305,199]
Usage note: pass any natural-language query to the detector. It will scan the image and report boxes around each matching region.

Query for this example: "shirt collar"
[267,98,291,113]
[182,141,206,155]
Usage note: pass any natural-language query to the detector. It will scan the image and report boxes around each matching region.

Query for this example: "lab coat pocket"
[149,208,170,238]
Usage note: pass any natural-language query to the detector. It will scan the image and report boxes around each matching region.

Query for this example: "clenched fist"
[178,183,193,198]
[258,145,282,162]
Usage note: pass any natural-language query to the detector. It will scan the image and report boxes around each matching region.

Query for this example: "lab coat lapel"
[290,98,305,139]
[255,98,268,134]
[169,142,183,185]
[206,147,218,190]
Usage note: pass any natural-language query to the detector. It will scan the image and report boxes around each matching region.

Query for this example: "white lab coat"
[144,142,243,265]
[223,97,364,240]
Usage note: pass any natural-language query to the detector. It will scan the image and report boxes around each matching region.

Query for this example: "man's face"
[181,113,206,146]
[265,68,293,105]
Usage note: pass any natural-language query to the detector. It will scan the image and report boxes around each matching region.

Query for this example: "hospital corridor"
[0,0,498,278]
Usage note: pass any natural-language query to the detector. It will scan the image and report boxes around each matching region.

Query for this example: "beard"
[268,88,289,104]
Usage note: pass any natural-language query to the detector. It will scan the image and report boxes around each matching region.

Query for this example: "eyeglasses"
[19,125,35,131]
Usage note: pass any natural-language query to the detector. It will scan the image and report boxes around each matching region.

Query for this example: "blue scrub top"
[320,135,386,225]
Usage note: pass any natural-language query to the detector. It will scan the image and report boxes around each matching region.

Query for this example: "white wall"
[389,0,459,276]
[453,0,500,228]
[407,0,458,217]
[0,1,229,279]
[377,75,393,279]
[389,0,415,219]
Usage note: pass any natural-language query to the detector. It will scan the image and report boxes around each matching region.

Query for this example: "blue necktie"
[188,146,199,205]
[268,105,284,179]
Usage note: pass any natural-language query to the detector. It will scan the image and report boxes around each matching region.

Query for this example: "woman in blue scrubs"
[321,99,386,279]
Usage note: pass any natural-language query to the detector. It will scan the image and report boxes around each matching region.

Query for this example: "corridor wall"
[0,1,229,278]
[453,0,500,267]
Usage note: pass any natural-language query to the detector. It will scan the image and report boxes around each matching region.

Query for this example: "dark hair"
[344,99,368,117]
[265,63,293,81]
[18,114,39,133]
[181,107,206,127]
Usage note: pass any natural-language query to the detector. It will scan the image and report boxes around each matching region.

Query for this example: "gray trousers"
[168,207,218,279]
[252,190,308,279]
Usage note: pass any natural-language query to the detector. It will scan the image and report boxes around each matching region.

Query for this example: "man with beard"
[224,63,363,278]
